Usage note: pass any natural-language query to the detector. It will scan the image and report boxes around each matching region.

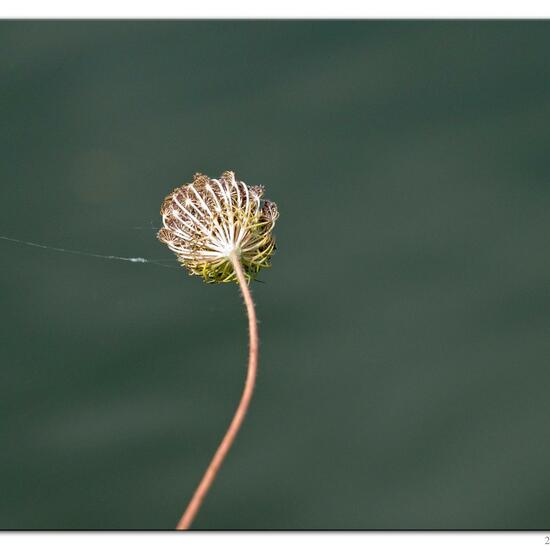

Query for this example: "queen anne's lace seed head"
[158,171,279,283]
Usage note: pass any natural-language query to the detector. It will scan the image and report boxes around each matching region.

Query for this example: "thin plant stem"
[176,251,259,530]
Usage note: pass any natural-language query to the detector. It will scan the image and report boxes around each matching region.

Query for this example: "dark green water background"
[1,21,549,529]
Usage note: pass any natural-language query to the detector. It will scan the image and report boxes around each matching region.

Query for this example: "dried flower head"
[158,171,279,283]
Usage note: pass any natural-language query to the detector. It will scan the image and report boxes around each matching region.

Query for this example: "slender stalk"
[176,251,259,530]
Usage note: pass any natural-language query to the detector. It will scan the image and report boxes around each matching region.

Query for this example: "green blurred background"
[1,21,549,529]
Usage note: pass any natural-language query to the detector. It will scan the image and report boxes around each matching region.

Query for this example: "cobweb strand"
[0,235,179,270]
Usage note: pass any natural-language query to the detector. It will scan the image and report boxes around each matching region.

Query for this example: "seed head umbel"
[158,171,279,283]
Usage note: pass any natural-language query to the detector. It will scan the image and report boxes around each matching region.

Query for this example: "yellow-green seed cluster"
[158,171,279,283]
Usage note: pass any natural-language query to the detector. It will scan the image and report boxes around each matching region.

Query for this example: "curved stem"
[176,251,259,530]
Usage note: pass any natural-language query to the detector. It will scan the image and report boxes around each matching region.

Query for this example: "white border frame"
[2,1,550,19]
